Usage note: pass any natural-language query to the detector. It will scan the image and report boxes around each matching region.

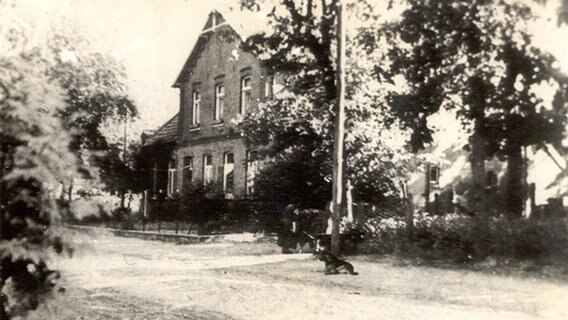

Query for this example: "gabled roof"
[144,113,179,145]
[172,9,266,88]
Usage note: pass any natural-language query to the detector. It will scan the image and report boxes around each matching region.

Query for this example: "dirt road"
[32,230,567,319]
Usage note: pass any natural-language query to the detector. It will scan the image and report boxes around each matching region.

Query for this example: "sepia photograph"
[1,0,567,319]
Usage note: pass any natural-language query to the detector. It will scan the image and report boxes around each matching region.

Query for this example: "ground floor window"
[182,156,193,190]
[246,150,258,196]
[223,152,234,194]
[167,159,177,196]
[203,154,213,186]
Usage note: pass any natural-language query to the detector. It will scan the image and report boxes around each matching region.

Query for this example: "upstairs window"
[240,76,252,114]
[214,83,225,121]
[203,154,213,186]
[192,90,201,125]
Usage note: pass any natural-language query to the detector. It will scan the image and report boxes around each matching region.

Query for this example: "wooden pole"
[143,190,148,218]
[331,1,346,256]
[152,163,158,196]
[424,163,430,211]
[120,115,128,209]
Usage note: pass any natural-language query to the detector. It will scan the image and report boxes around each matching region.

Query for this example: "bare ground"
[25,230,568,319]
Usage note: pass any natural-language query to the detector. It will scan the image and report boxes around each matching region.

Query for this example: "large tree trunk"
[470,126,490,258]
[59,182,66,201]
[467,75,491,258]
[506,145,524,219]
[120,190,126,209]
[1,149,9,319]
[0,148,6,242]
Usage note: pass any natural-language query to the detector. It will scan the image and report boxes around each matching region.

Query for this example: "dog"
[316,249,359,275]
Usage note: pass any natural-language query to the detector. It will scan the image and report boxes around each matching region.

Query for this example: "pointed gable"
[172,9,266,88]
[173,11,230,88]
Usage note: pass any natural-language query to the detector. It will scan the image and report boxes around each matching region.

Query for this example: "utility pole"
[424,163,431,211]
[123,115,128,161]
[331,1,346,256]
[120,113,128,209]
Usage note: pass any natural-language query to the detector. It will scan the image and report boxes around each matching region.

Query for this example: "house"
[141,10,274,201]
[406,114,567,218]
[139,115,178,198]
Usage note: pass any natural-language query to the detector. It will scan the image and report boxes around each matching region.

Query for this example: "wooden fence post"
[401,181,414,239]
[529,183,536,219]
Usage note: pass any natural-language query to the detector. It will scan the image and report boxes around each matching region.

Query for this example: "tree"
[376,0,566,235]
[0,1,139,317]
[237,0,411,212]
[0,3,82,317]
[562,0,568,24]
[534,0,568,25]
[47,24,139,205]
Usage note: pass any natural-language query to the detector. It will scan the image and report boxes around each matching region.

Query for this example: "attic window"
[192,90,200,125]
[240,76,252,114]
[214,83,225,121]
[429,166,440,185]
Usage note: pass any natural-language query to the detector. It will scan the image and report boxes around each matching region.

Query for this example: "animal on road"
[316,249,359,275]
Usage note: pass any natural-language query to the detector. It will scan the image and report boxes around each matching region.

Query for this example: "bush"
[489,217,568,260]
[362,212,568,262]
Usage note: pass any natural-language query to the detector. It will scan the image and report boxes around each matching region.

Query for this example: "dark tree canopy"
[376,0,567,219]
[238,0,412,208]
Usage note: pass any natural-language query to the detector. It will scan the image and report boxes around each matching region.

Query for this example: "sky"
[16,0,568,135]
[18,0,226,133]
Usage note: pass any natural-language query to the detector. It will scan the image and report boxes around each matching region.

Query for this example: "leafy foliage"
[237,0,412,208]
[53,35,139,198]
[374,0,568,218]
[0,2,138,317]
[0,7,77,318]
[363,212,568,262]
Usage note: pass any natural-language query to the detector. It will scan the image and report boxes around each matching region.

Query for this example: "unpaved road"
[33,230,568,319]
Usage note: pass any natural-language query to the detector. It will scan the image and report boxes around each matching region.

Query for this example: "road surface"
[33,229,568,319]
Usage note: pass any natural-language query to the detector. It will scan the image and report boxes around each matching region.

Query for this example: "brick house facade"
[144,10,272,200]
